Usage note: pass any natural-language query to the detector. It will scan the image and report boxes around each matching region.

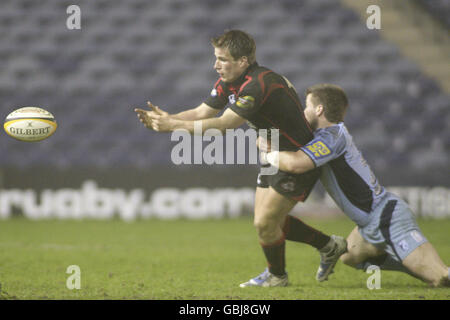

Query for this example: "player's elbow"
[214,124,227,135]
[195,104,220,120]
[217,122,237,134]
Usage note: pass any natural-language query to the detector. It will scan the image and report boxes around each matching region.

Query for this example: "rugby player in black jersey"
[135,30,347,287]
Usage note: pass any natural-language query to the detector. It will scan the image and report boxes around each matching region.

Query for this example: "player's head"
[304,84,348,129]
[211,30,256,83]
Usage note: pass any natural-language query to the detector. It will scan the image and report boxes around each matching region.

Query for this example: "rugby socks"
[260,236,286,276]
[356,254,417,278]
[319,236,338,253]
[282,215,331,250]
[355,255,386,271]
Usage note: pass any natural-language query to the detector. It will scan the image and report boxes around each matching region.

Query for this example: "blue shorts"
[358,193,428,262]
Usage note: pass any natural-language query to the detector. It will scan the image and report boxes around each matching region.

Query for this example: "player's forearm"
[170,118,227,134]
[171,109,202,121]
[281,151,311,173]
[265,150,313,174]
[171,104,220,121]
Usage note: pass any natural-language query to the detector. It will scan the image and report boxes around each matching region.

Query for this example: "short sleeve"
[229,81,263,119]
[204,78,228,110]
[301,127,346,167]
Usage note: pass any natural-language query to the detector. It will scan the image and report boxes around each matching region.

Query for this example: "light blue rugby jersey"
[301,123,386,227]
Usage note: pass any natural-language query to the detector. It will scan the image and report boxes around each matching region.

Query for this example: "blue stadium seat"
[0,0,447,182]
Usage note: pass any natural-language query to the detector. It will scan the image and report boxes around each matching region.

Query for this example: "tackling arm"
[257,136,316,174]
[264,149,316,174]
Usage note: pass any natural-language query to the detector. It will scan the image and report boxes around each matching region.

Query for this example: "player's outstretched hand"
[134,101,174,132]
[134,101,171,132]
[146,101,169,117]
[134,107,152,130]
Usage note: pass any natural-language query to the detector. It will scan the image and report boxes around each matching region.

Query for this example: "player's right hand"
[256,136,272,152]
[134,107,153,129]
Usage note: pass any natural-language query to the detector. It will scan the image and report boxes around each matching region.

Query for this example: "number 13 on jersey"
[306,141,331,158]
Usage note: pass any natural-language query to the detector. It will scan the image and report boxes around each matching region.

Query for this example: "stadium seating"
[0,0,448,184]
[415,0,450,27]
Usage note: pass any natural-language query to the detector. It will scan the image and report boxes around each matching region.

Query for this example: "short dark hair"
[211,30,256,64]
[306,84,348,123]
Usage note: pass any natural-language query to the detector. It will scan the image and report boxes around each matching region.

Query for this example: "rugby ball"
[4,107,57,142]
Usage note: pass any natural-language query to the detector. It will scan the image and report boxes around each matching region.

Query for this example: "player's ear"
[239,56,249,67]
[316,104,325,116]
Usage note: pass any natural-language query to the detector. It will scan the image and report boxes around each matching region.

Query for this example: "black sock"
[356,254,419,278]
[282,215,331,250]
[261,237,286,276]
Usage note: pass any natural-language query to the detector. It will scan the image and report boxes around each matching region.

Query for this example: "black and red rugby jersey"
[204,62,314,151]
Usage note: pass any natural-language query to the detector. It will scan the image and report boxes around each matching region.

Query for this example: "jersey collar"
[229,62,259,87]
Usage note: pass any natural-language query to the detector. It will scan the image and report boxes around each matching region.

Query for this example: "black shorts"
[257,164,321,202]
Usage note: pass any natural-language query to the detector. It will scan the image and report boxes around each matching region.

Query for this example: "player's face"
[304,94,319,130]
[214,47,247,83]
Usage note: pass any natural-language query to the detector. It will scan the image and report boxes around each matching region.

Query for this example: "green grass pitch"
[0,217,449,300]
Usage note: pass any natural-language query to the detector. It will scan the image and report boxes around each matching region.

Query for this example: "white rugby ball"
[4,107,57,142]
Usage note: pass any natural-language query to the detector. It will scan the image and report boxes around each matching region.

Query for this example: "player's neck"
[316,118,338,130]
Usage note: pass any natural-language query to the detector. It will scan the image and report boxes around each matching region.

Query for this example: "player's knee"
[253,216,262,230]
[430,272,450,288]
[430,278,443,288]
[254,217,270,234]
[254,217,277,241]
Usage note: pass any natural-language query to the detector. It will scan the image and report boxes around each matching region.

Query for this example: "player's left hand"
[134,101,173,132]
[145,101,174,132]
[146,101,169,117]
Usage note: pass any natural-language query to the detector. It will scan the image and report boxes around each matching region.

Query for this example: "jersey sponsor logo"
[236,95,255,109]
[210,88,217,97]
[280,177,296,192]
[228,94,236,105]
[398,239,409,252]
[305,140,331,159]
[410,230,424,243]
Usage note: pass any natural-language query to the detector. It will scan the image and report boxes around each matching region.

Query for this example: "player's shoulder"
[246,63,278,79]
[243,64,286,93]
[320,123,345,138]
[314,123,347,151]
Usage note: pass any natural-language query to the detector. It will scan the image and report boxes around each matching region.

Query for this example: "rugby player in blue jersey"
[260,84,449,287]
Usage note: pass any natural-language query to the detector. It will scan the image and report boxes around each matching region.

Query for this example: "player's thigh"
[402,242,448,286]
[254,187,296,227]
[340,226,384,266]
[254,187,269,215]
[254,169,271,215]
